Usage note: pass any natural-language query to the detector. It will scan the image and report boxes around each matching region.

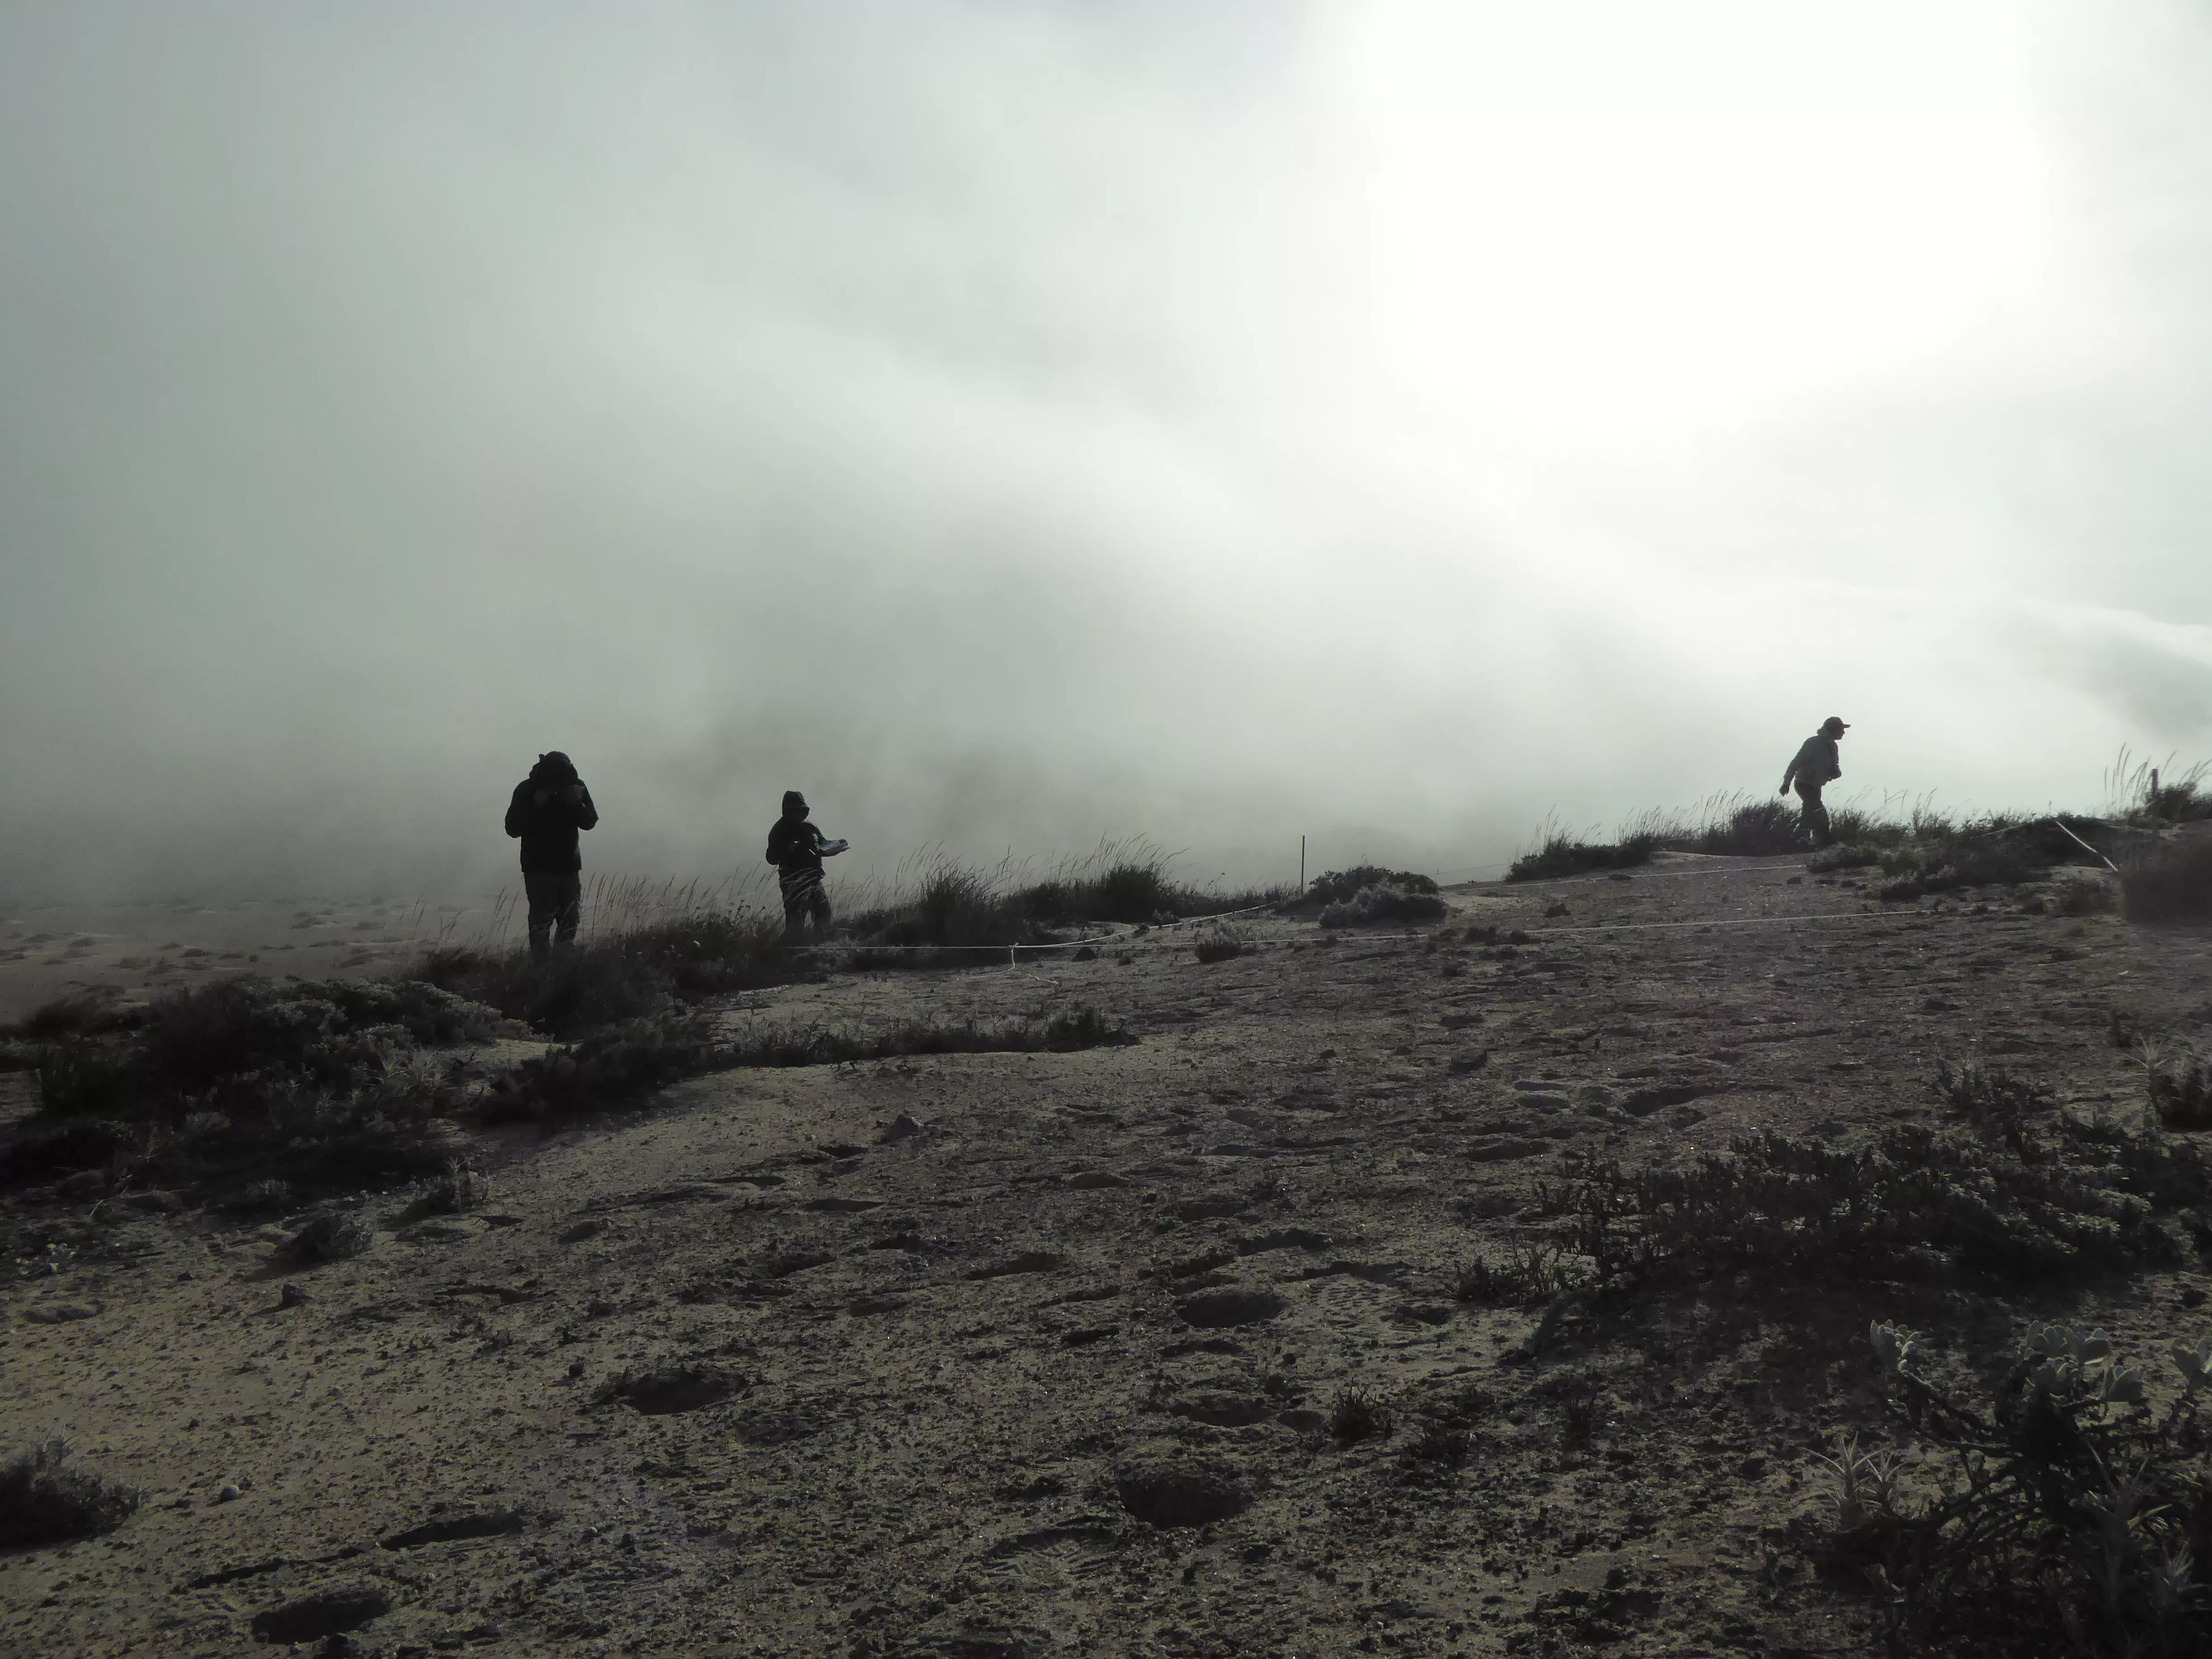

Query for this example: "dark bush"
[482,1010,725,1125]
[134,976,499,1094]
[0,1440,141,1544]
[1507,835,1658,882]
[6,993,135,1043]
[1693,801,1805,856]
[33,1043,134,1117]
[2147,1045,2212,1129]
[1805,843,1884,872]
[1824,807,1912,847]
[1328,1386,1396,1445]
[1823,1321,2212,1656]
[2053,871,2118,916]
[1932,1060,2054,1156]
[1519,1110,2205,1299]
[2121,838,2212,923]
[847,848,1279,951]
[286,1209,374,1263]
[1318,886,1448,928]
[416,947,671,1038]
[1307,867,1439,904]
[1193,931,1245,964]
[485,1003,1138,1125]
[1872,824,2080,900]
[0,1120,132,1187]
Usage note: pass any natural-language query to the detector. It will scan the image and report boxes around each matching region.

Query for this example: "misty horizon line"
[7,749,2198,917]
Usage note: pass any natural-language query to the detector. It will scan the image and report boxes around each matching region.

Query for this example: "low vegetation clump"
[1872,820,2093,900]
[483,1005,1137,1126]
[2146,1044,2212,1130]
[2119,838,2212,923]
[1481,1107,2208,1304]
[1507,833,1659,882]
[415,894,791,1036]
[1680,799,1805,857]
[480,1010,726,1126]
[1317,884,1448,928]
[842,844,1283,957]
[1805,843,1885,872]
[724,1007,1135,1068]
[1192,929,1245,964]
[6,977,500,1205]
[1815,1320,2212,1656]
[286,1209,374,1263]
[0,1439,141,1545]
[1304,867,1440,905]
[406,1158,490,1217]
[1327,1386,1396,1445]
[1931,1060,2054,1156]
[841,857,1071,952]
[2053,870,2120,915]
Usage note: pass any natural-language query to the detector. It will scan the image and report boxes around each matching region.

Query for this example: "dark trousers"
[1794,778,1833,848]
[524,870,582,960]
[779,870,830,942]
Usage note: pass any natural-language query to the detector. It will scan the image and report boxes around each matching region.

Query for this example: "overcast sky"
[4,2,2210,902]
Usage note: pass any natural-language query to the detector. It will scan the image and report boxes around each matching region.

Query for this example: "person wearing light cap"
[765,791,849,943]
[1780,717,1850,848]
[504,751,599,961]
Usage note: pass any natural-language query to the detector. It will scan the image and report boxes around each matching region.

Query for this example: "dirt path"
[7,855,2211,1656]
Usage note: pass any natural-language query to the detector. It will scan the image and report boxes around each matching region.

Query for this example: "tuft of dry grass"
[1192,929,1245,964]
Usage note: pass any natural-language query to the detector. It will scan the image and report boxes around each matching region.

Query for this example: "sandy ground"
[0,898,501,1026]
[5,854,2212,1657]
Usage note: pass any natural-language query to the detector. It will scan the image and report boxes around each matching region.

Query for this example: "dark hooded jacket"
[766,814,826,880]
[505,755,599,872]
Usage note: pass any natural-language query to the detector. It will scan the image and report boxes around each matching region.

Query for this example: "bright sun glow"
[1319,0,2064,443]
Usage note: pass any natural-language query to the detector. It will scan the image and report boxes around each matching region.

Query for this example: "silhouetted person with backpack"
[505,751,598,961]
[765,790,848,943]
[1780,717,1848,848]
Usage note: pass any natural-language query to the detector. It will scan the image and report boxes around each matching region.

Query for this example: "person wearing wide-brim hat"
[1781,717,1850,848]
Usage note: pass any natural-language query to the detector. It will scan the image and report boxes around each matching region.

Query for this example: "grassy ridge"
[0,844,1211,1210]
[1507,754,2212,899]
